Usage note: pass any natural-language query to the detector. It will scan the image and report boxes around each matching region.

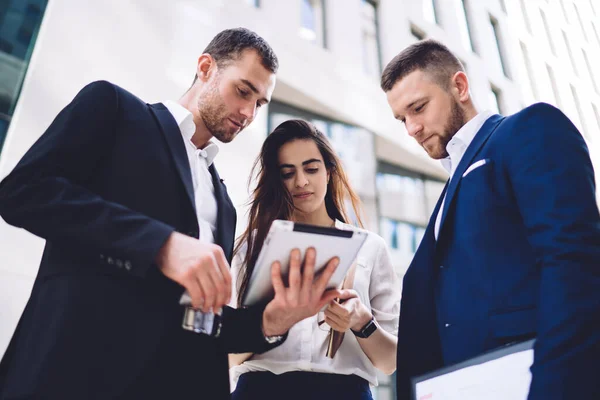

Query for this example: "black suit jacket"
[0,81,279,399]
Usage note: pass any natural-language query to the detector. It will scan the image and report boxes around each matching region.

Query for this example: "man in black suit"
[0,28,343,399]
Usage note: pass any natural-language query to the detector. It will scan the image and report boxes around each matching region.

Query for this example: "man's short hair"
[192,27,278,85]
[380,39,464,92]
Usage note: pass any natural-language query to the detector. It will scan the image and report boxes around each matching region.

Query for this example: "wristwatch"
[264,333,285,344]
[351,317,377,338]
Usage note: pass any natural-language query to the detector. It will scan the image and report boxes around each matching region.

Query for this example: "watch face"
[354,318,377,338]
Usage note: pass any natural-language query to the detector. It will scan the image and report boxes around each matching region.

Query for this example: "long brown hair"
[234,119,363,307]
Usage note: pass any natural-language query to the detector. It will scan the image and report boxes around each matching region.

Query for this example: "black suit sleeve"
[219,304,287,354]
[0,81,174,277]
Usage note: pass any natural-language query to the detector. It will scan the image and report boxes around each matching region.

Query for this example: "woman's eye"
[306,168,319,174]
[415,104,425,113]
[282,172,294,180]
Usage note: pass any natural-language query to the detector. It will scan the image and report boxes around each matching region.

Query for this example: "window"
[490,15,510,78]
[582,49,599,94]
[299,0,326,47]
[457,0,477,53]
[0,0,48,155]
[574,3,588,41]
[410,24,426,41]
[540,10,556,56]
[546,64,562,108]
[520,41,538,99]
[560,0,569,23]
[361,0,381,76]
[379,217,425,256]
[593,22,600,46]
[570,84,587,138]
[592,103,600,132]
[423,0,440,25]
[489,84,504,114]
[244,0,260,7]
[519,0,532,33]
[499,0,507,13]
[562,31,578,76]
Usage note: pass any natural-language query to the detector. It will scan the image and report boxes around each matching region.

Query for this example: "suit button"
[124,261,132,271]
[100,254,105,260]
[107,257,114,265]
[439,265,444,269]
[445,323,451,328]
[116,259,123,268]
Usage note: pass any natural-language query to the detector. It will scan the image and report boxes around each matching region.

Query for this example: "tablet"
[241,220,368,307]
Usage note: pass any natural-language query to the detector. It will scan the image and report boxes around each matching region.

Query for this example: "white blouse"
[229,220,401,389]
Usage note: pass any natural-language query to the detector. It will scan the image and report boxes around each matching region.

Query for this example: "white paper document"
[414,341,534,400]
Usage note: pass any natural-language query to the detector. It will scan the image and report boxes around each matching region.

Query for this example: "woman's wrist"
[351,304,373,331]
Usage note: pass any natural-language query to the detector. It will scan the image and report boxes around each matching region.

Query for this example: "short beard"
[197,79,234,143]
[441,98,466,154]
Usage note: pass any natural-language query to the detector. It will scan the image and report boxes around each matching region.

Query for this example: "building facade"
[0,0,598,397]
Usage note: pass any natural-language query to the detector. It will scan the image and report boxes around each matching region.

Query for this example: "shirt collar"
[163,100,219,166]
[441,110,494,175]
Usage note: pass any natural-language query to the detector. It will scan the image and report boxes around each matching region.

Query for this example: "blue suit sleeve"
[0,81,174,278]
[504,103,600,399]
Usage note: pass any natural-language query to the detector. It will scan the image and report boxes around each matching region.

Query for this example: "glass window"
[540,10,556,56]
[244,0,260,7]
[519,0,532,33]
[361,0,381,76]
[423,0,439,25]
[410,24,426,41]
[490,14,510,78]
[582,49,599,94]
[456,0,477,53]
[0,0,48,155]
[592,103,600,132]
[570,84,586,139]
[573,3,588,41]
[546,63,561,109]
[562,31,578,76]
[299,0,326,47]
[520,41,538,99]
[498,0,507,13]
[488,84,503,115]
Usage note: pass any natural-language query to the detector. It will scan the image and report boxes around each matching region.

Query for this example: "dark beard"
[197,82,236,143]
[440,99,466,155]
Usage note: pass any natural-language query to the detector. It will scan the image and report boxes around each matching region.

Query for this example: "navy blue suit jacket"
[0,81,279,399]
[396,103,600,399]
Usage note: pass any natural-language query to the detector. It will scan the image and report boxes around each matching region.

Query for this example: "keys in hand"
[156,232,232,313]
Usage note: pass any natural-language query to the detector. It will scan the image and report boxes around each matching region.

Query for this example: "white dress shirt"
[228,220,401,389]
[434,110,494,239]
[164,100,219,244]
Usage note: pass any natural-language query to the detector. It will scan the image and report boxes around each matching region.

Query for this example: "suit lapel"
[209,164,236,263]
[437,115,503,239]
[148,103,196,216]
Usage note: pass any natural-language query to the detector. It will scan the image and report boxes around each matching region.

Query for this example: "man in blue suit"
[381,39,600,399]
[0,28,343,399]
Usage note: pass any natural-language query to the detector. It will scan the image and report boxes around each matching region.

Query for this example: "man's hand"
[324,289,372,333]
[262,247,342,337]
[156,232,231,313]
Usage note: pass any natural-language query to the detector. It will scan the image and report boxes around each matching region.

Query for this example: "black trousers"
[231,371,374,400]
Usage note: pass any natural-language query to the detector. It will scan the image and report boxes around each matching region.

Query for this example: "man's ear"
[196,54,216,82]
[452,71,470,102]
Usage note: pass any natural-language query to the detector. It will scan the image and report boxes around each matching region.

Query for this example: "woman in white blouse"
[228,120,401,400]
